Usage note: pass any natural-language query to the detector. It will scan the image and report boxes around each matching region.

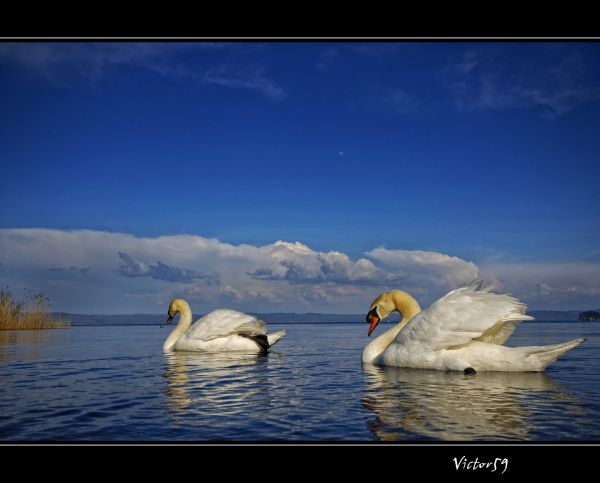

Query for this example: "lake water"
[1,322,599,441]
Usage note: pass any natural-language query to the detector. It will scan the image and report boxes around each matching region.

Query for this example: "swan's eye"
[366,306,378,323]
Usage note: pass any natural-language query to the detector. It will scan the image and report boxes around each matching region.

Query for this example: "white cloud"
[0,228,478,314]
[117,251,216,283]
[384,88,420,113]
[443,46,600,118]
[366,247,480,304]
[315,44,405,71]
[480,262,600,310]
[0,42,286,100]
[2,228,596,314]
[248,241,404,286]
[450,50,479,75]
[514,85,600,117]
[202,65,286,101]
[316,47,341,70]
[214,285,280,303]
[0,43,191,82]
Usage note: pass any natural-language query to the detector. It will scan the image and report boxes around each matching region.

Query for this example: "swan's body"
[362,280,586,372]
[163,299,286,353]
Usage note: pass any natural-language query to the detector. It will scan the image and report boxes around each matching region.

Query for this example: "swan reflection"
[163,351,276,420]
[362,364,585,441]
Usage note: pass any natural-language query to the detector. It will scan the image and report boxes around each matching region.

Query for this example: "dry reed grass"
[0,288,70,330]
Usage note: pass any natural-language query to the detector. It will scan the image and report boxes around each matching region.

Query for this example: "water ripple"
[1,323,599,440]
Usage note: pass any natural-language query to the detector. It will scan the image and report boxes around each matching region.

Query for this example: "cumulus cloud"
[248,242,405,286]
[0,228,481,313]
[2,228,595,313]
[480,262,600,310]
[366,247,479,302]
[117,252,215,283]
[215,285,280,303]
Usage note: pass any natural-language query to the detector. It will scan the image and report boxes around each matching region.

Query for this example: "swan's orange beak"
[368,314,380,337]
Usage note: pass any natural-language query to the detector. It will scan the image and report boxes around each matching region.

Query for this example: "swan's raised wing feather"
[186,309,266,341]
[395,283,532,351]
[474,320,521,345]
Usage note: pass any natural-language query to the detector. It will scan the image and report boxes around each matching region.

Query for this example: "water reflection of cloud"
[362,364,585,441]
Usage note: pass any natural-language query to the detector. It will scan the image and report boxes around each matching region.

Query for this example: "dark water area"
[0,322,599,441]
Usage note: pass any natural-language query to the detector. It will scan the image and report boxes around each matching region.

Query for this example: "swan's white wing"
[186,309,266,341]
[395,282,533,351]
[474,320,520,345]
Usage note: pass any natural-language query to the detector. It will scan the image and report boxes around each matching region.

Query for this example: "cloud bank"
[480,262,600,310]
[117,252,216,283]
[0,228,478,313]
[0,228,597,313]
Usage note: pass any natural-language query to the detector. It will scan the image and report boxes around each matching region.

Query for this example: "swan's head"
[365,292,396,337]
[165,298,190,325]
[365,290,421,337]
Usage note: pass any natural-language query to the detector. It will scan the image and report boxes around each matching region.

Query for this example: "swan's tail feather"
[527,337,587,370]
[238,333,270,353]
[267,330,286,347]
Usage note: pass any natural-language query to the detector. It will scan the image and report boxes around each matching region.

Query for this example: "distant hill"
[54,309,599,326]
[53,312,368,326]
[528,310,600,321]
[527,310,583,321]
[251,313,367,324]
[53,313,166,326]
[579,311,600,321]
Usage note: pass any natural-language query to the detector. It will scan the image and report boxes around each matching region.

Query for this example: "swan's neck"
[362,291,421,363]
[163,306,193,352]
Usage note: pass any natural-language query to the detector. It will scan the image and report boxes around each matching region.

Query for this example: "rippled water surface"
[1,322,599,441]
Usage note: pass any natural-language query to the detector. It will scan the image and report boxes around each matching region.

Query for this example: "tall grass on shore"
[0,288,70,330]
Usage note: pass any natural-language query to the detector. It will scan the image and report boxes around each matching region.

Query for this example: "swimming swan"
[163,299,286,353]
[362,279,586,373]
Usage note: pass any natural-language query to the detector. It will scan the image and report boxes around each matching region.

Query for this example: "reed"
[0,288,70,330]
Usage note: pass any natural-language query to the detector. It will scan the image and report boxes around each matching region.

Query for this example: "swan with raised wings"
[163,299,286,353]
[362,280,585,373]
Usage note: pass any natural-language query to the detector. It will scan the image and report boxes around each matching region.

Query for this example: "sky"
[0,41,599,314]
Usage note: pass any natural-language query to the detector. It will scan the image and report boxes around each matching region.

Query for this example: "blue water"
[0,322,599,441]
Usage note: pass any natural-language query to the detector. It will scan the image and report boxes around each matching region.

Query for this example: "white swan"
[163,298,286,353]
[362,280,586,373]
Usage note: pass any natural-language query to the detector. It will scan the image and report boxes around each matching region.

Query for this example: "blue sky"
[0,41,599,313]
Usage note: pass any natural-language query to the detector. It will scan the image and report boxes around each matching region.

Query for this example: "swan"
[362,279,586,373]
[163,298,286,353]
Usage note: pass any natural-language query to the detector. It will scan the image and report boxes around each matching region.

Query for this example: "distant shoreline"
[52,310,600,325]
[49,310,599,327]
